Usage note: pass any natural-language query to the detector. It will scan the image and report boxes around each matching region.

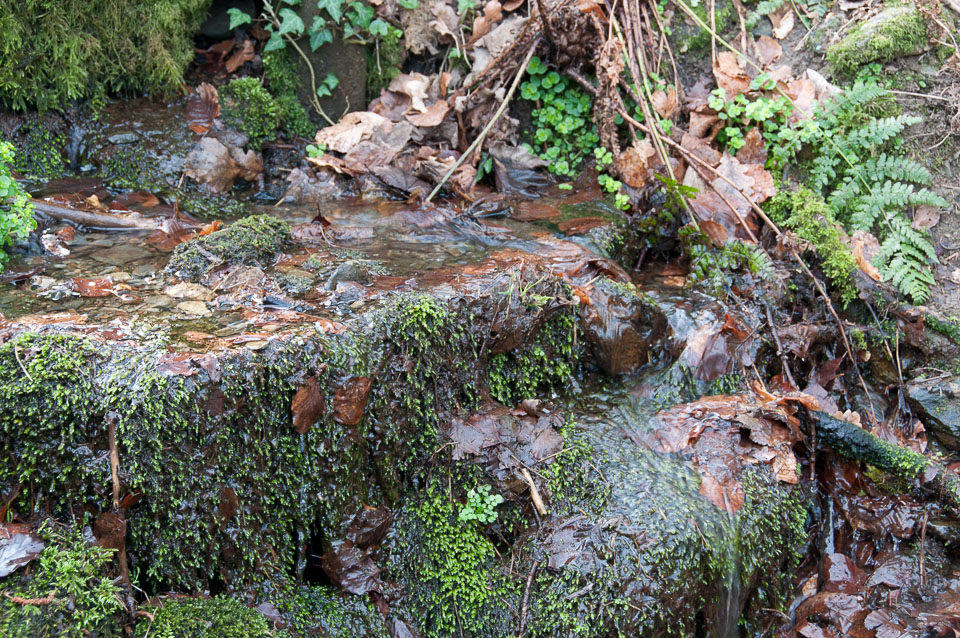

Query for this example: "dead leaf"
[467,0,504,47]
[387,73,432,113]
[913,205,940,230]
[71,277,115,297]
[770,3,795,39]
[405,99,451,127]
[315,112,391,154]
[700,219,730,247]
[292,376,325,434]
[334,376,373,425]
[157,352,199,376]
[737,128,767,165]
[618,139,659,188]
[185,137,262,193]
[852,238,882,281]
[713,51,750,97]
[0,524,44,577]
[225,39,255,73]
[321,541,383,594]
[651,86,678,119]
[187,83,220,135]
[754,36,782,67]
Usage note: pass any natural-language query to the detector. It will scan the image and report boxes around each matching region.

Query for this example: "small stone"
[165,282,216,301]
[107,132,141,145]
[143,295,171,308]
[132,265,156,277]
[177,300,212,317]
[92,245,145,266]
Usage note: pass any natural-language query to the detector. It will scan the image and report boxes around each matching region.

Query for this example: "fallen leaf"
[225,39,255,73]
[912,205,940,230]
[404,99,451,127]
[737,128,767,165]
[699,219,729,247]
[852,239,882,282]
[315,112,391,154]
[292,376,325,434]
[185,137,263,193]
[334,376,373,425]
[618,139,659,188]
[71,277,115,297]
[754,36,782,67]
[713,51,750,97]
[467,0,504,47]
[770,3,795,39]
[651,86,678,119]
[387,73,432,113]
[347,506,393,549]
[187,83,220,135]
[0,524,44,577]
[321,541,382,594]
[157,352,199,376]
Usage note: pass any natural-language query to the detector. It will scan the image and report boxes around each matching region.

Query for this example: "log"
[30,198,163,231]
[814,411,960,515]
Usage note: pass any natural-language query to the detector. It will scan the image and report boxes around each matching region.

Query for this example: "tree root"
[814,411,960,516]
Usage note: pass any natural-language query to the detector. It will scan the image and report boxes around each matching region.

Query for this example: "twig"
[764,303,797,389]
[888,89,952,101]
[920,510,929,588]
[13,342,32,382]
[426,36,542,202]
[4,591,55,605]
[520,468,548,516]
[517,560,539,637]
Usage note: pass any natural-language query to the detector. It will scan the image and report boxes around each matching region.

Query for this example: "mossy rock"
[135,597,273,638]
[221,78,283,151]
[826,5,928,77]
[0,1,213,111]
[166,215,292,280]
[264,582,390,636]
[10,120,66,178]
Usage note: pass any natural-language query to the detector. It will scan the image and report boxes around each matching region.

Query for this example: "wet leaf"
[219,486,239,520]
[184,137,263,193]
[315,112,390,154]
[321,541,382,594]
[71,277,115,297]
[225,39,255,73]
[157,352,198,376]
[823,553,867,593]
[557,217,608,235]
[291,375,325,434]
[334,376,373,425]
[0,524,44,577]
[187,83,220,135]
[347,505,393,549]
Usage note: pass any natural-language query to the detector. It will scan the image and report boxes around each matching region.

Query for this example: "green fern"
[745,0,787,29]
[804,82,943,304]
[681,225,772,294]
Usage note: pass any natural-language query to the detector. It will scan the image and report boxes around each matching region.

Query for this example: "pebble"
[165,282,216,301]
[177,300,212,317]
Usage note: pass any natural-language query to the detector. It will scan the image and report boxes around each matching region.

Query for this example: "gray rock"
[107,132,141,145]
[325,260,372,291]
[906,378,960,449]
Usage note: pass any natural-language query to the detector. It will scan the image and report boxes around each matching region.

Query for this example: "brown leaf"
[737,128,767,165]
[187,83,220,135]
[387,73,432,113]
[713,51,750,97]
[219,486,239,520]
[404,99,451,127]
[315,111,391,153]
[699,219,729,247]
[157,352,199,376]
[618,139,659,188]
[680,132,722,167]
[557,217,608,235]
[334,376,373,425]
[651,86,678,119]
[913,204,940,230]
[688,111,721,138]
[852,239,882,282]
[292,376,325,434]
[467,1,504,47]
[225,39,255,73]
[770,3,795,39]
[699,470,744,514]
[321,541,383,594]
[71,277,115,297]
[754,35,782,67]
[347,506,393,549]
[185,137,262,193]
[0,524,44,577]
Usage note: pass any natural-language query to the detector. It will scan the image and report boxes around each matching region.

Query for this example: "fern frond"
[860,154,932,185]
[850,181,916,230]
[819,81,890,128]
[826,177,862,214]
[907,187,949,210]
[844,115,922,151]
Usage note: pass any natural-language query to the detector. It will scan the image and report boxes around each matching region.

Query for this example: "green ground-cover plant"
[0,1,211,111]
[458,485,504,524]
[220,77,284,150]
[0,140,36,271]
[680,224,773,294]
[0,522,124,638]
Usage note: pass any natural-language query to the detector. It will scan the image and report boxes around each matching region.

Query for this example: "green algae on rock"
[166,215,291,280]
[221,78,284,151]
[134,597,273,638]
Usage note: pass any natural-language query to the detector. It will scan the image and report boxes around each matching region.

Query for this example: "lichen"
[165,215,291,280]
[134,597,272,638]
[826,5,928,77]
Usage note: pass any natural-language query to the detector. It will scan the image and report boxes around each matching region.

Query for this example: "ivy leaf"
[310,27,334,50]
[369,18,390,37]
[318,0,344,23]
[278,8,306,35]
[348,2,375,29]
[227,8,252,29]
[282,0,302,4]
[316,73,340,97]
[398,0,419,7]
[264,32,286,51]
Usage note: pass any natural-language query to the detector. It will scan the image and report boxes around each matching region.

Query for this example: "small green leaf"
[318,0,344,23]
[323,73,340,90]
[398,0,418,8]
[278,8,306,35]
[309,27,333,50]
[264,32,286,51]
[369,18,390,36]
[227,8,252,29]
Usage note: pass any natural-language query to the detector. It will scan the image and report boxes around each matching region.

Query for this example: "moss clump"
[0,333,103,515]
[221,78,283,150]
[391,481,515,638]
[166,215,291,280]
[366,30,404,99]
[767,186,858,305]
[826,5,928,76]
[928,315,960,346]
[0,1,212,111]
[674,0,735,53]
[266,583,389,637]
[11,120,65,178]
[135,597,272,638]
[263,50,315,140]
[488,309,579,405]
[0,522,124,638]
[176,188,246,220]
[99,144,162,191]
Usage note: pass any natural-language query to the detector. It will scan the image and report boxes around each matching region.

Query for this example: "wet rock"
[166,215,290,280]
[324,260,373,291]
[176,300,212,316]
[906,377,960,449]
[107,131,140,145]
[164,282,216,301]
[92,244,147,267]
[581,277,668,374]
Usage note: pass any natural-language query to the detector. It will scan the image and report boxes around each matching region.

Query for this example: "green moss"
[135,597,272,637]
[767,186,858,306]
[176,188,246,220]
[263,50,315,140]
[826,5,928,77]
[166,215,291,280]
[0,333,103,515]
[99,144,162,191]
[542,419,609,515]
[0,522,124,638]
[391,480,516,638]
[928,315,960,346]
[366,30,403,99]
[488,308,579,405]
[0,1,212,111]
[266,582,388,637]
[221,78,283,150]
[11,120,65,178]
[681,0,735,53]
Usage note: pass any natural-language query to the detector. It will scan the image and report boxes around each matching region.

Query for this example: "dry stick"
[765,302,798,389]
[517,560,539,637]
[520,468,548,516]
[426,36,542,202]
[644,2,682,97]
[731,0,749,52]
[108,416,133,593]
